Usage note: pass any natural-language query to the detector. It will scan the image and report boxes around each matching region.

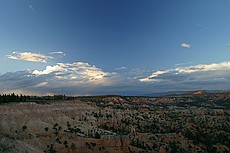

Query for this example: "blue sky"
[0,0,230,95]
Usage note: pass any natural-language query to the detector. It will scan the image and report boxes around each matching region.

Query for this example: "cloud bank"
[0,61,118,95]
[140,61,230,92]
[2,51,230,95]
[140,61,230,83]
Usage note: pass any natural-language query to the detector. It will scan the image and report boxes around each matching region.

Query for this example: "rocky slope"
[0,101,129,153]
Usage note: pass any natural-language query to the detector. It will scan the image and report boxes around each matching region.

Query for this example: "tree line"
[0,93,73,104]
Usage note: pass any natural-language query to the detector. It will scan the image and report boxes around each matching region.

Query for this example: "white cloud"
[32,62,110,82]
[226,44,230,47]
[175,62,230,74]
[7,52,52,63]
[139,70,169,82]
[2,58,230,95]
[140,61,230,83]
[32,65,65,75]
[49,51,66,56]
[181,43,191,48]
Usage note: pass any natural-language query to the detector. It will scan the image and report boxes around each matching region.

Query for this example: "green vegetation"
[22,125,27,131]
[0,143,13,153]
[0,93,28,103]
[70,143,77,152]
[44,127,49,132]
[95,132,101,139]
[0,94,72,104]
[45,144,57,153]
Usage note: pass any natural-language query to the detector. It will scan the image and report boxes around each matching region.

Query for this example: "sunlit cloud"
[139,70,169,82]
[175,62,230,74]
[7,52,52,63]
[140,61,230,83]
[0,62,117,96]
[32,62,110,82]
[32,65,65,75]
[181,43,191,48]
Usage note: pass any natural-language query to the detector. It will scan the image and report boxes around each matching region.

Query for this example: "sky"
[0,0,230,96]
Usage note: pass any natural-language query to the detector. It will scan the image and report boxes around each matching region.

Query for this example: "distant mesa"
[188,90,208,95]
[185,90,208,95]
